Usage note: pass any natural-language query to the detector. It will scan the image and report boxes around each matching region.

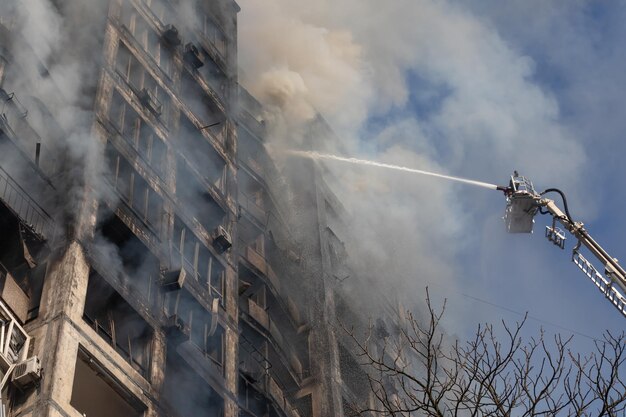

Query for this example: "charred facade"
[0,1,373,416]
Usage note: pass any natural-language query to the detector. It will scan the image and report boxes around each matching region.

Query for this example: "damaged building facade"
[0,0,374,416]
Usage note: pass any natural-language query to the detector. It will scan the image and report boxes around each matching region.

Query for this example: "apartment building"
[0,1,373,416]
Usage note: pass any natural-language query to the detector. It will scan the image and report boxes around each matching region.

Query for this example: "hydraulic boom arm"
[501,173,626,318]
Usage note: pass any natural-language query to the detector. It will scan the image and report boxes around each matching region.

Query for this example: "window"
[178,116,227,191]
[162,348,225,417]
[109,90,167,178]
[201,14,227,57]
[83,272,153,377]
[120,1,174,75]
[142,0,170,23]
[105,142,164,232]
[164,289,224,368]
[200,53,228,98]
[181,71,226,143]
[94,212,160,308]
[116,42,170,123]
[172,216,225,301]
[71,350,145,417]
[176,158,226,233]
[239,376,269,417]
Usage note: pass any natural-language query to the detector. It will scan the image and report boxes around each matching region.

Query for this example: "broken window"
[0,202,47,320]
[239,376,270,417]
[109,90,167,178]
[70,349,145,417]
[172,216,225,301]
[200,51,228,98]
[105,142,164,232]
[175,158,226,233]
[95,211,160,311]
[181,71,226,143]
[164,289,224,368]
[162,347,225,417]
[120,1,174,75]
[238,170,267,225]
[178,115,227,191]
[116,42,169,123]
[83,271,153,378]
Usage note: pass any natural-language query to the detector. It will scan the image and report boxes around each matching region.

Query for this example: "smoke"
[238,0,588,333]
[2,0,112,241]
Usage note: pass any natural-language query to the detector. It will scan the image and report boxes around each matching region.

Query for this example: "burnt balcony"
[241,246,281,292]
[0,167,55,240]
[238,190,267,226]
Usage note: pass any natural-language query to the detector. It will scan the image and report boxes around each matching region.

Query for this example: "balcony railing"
[267,376,302,417]
[0,166,55,239]
[248,298,269,329]
[238,191,267,225]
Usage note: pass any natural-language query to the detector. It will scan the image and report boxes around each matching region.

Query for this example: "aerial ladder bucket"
[498,171,626,319]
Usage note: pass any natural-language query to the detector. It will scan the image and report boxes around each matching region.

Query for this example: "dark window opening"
[199,51,228,98]
[163,348,224,417]
[181,71,226,143]
[178,116,227,192]
[0,202,47,321]
[83,271,153,377]
[70,350,145,417]
[239,321,270,383]
[109,91,167,178]
[238,170,266,225]
[176,158,226,233]
[293,394,314,417]
[164,289,224,368]
[116,42,169,123]
[105,142,164,233]
[239,376,270,417]
[172,216,225,301]
[94,210,159,310]
[120,1,173,75]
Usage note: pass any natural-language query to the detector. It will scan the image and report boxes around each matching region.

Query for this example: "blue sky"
[238,0,626,352]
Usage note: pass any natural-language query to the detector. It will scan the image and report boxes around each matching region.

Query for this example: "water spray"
[285,150,500,190]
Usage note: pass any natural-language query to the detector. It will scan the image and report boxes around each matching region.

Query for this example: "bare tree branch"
[341,288,626,417]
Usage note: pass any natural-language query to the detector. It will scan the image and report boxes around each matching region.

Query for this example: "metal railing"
[0,166,55,239]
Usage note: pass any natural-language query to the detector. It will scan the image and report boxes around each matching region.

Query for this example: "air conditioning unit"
[183,43,204,69]
[12,356,41,388]
[164,314,190,344]
[161,269,186,291]
[137,88,162,116]
[212,225,232,253]
[162,24,181,46]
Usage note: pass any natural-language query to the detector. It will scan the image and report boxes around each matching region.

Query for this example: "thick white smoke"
[238,0,589,333]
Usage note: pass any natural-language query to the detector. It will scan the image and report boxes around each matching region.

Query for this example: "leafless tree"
[342,289,626,417]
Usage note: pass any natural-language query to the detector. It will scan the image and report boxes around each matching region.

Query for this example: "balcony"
[248,298,269,329]
[267,376,302,417]
[0,166,55,239]
[242,247,281,293]
[239,190,267,225]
